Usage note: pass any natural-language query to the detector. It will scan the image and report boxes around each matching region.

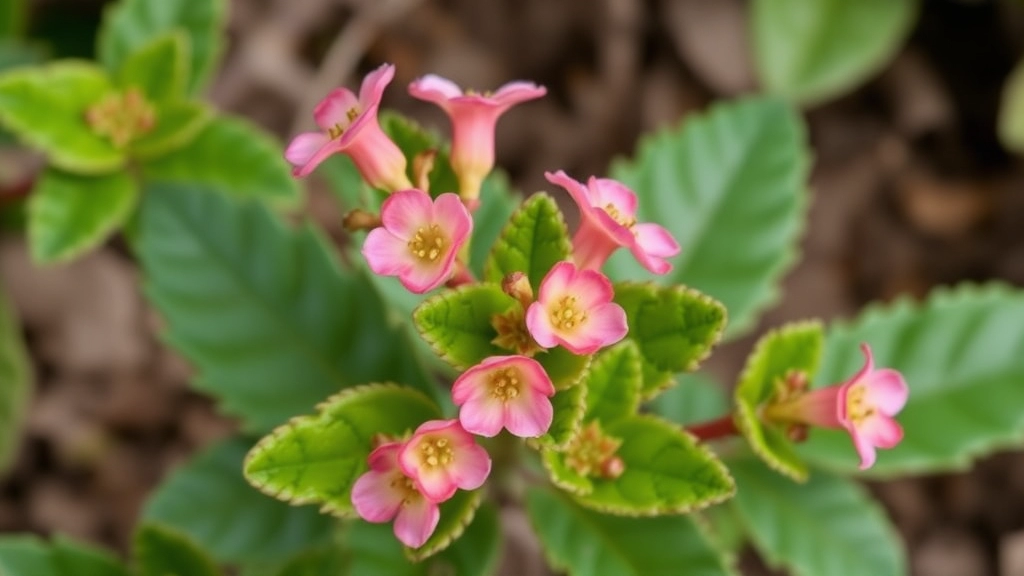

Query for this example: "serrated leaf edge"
[482,191,571,286]
[411,283,515,371]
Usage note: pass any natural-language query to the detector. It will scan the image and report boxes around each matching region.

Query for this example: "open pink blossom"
[285,63,412,191]
[525,261,628,355]
[362,189,472,293]
[764,343,909,470]
[351,442,440,548]
[452,355,556,438]
[545,170,680,275]
[409,75,546,201]
[398,419,491,502]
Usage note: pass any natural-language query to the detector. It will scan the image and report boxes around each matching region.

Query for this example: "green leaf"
[138,182,431,432]
[0,61,125,174]
[0,0,26,38]
[535,379,587,449]
[0,286,30,473]
[141,115,299,206]
[244,384,442,517]
[583,342,642,424]
[752,0,917,105]
[734,321,823,482]
[484,192,571,291]
[648,373,729,427]
[613,283,727,398]
[536,345,591,390]
[571,415,734,515]
[0,536,129,576]
[999,57,1024,154]
[606,97,809,339]
[28,167,139,263]
[470,171,521,276]
[135,524,222,576]
[800,283,1024,476]
[143,438,335,566]
[526,488,734,576]
[98,0,226,95]
[380,112,459,196]
[729,457,906,576]
[0,39,45,71]
[115,32,188,102]
[413,283,517,370]
[131,100,211,159]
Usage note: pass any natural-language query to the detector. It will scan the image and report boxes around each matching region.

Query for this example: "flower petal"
[408,74,464,106]
[351,469,403,522]
[313,88,359,131]
[850,429,878,470]
[284,132,330,167]
[393,496,440,549]
[458,395,507,437]
[588,177,638,219]
[860,414,904,449]
[432,193,473,243]
[448,441,491,491]
[359,63,395,110]
[504,393,553,438]
[571,268,615,310]
[545,170,594,211]
[864,369,909,416]
[380,189,434,239]
[492,81,547,107]
[565,302,627,354]
[362,229,414,277]
[525,302,558,349]
[536,261,576,303]
[400,261,450,294]
[633,223,681,258]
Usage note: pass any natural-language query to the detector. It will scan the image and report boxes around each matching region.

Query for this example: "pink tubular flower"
[452,355,556,438]
[545,170,680,275]
[525,261,628,355]
[764,344,909,470]
[285,63,412,191]
[362,189,472,293]
[409,75,546,201]
[351,442,440,548]
[398,420,492,502]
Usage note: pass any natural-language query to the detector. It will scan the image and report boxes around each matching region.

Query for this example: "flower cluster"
[285,63,909,548]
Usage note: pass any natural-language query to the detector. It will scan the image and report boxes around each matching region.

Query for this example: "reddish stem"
[0,176,34,207]
[685,414,740,441]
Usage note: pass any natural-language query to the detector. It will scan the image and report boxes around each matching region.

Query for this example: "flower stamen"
[549,296,586,330]
[407,225,449,262]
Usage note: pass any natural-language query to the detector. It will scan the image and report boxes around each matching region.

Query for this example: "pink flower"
[351,442,440,548]
[525,261,628,355]
[452,355,556,438]
[409,75,546,201]
[399,420,492,502]
[285,63,412,191]
[362,189,472,293]
[545,171,680,275]
[764,344,909,470]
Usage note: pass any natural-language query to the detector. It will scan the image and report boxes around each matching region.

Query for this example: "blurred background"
[2,0,1024,574]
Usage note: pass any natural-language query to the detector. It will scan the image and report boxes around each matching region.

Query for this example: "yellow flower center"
[489,368,522,402]
[549,295,586,331]
[389,475,420,505]
[419,437,453,469]
[602,203,636,229]
[327,107,361,139]
[85,88,156,148]
[845,383,876,425]
[408,225,448,263]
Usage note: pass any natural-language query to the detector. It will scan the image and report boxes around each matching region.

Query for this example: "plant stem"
[685,414,740,441]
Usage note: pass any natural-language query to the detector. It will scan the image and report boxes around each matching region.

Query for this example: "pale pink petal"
[525,302,559,349]
[491,81,547,107]
[450,365,489,406]
[588,178,638,218]
[362,229,414,276]
[358,63,395,110]
[413,419,459,436]
[351,469,403,522]
[341,120,413,192]
[313,88,359,131]
[850,430,878,470]
[504,394,553,438]
[400,261,449,294]
[633,223,681,258]
[448,442,491,491]
[432,193,473,243]
[284,132,330,166]
[562,302,627,355]
[572,222,622,271]
[380,189,434,239]
[545,170,594,211]
[366,443,403,471]
[516,356,556,396]
[458,395,507,437]
[408,74,464,105]
[590,210,635,246]
[393,497,440,549]
[864,369,909,416]
[536,261,576,303]
[289,137,345,178]
[860,415,904,449]
[571,268,616,310]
